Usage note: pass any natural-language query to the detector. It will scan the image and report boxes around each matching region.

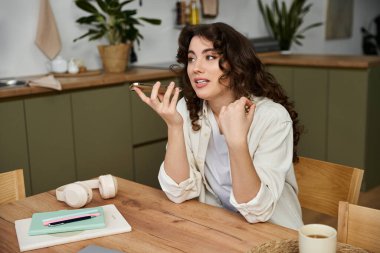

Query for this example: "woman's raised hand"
[219,97,255,147]
[132,81,183,127]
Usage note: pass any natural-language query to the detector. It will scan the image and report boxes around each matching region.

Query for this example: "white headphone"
[56,174,118,208]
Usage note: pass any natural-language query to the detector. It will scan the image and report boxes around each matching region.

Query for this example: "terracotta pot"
[97,43,131,73]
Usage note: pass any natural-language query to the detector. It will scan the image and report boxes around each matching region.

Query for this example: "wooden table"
[0,177,297,253]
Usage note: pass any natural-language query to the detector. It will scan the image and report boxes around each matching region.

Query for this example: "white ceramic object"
[68,59,79,74]
[50,56,68,73]
[299,224,337,253]
[280,50,292,55]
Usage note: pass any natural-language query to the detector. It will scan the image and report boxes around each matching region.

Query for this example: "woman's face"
[187,36,233,103]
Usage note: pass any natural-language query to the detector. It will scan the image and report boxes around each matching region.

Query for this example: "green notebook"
[28,207,105,236]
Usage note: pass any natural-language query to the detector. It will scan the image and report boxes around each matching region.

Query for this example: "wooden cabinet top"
[0,67,177,100]
[259,53,380,69]
[2,54,380,100]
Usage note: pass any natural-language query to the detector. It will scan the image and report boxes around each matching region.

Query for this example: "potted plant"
[258,0,322,52]
[73,0,161,73]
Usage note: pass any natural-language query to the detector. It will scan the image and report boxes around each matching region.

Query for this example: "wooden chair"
[338,201,380,252]
[294,156,364,217]
[0,169,26,205]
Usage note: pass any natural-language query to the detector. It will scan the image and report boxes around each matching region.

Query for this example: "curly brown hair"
[171,22,302,162]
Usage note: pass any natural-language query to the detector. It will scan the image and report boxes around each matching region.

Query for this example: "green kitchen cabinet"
[365,67,380,190]
[327,67,380,190]
[133,140,167,189]
[327,69,367,167]
[130,78,172,145]
[293,67,328,160]
[268,65,380,190]
[24,94,76,194]
[269,66,329,159]
[0,100,31,195]
[268,66,294,98]
[130,93,167,145]
[0,75,181,194]
[71,85,133,181]
[129,77,179,188]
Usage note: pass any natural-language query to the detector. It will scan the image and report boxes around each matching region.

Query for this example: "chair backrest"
[338,201,380,252]
[0,169,26,205]
[294,157,364,217]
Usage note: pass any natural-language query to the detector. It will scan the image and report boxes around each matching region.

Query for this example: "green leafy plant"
[73,0,161,46]
[258,0,322,50]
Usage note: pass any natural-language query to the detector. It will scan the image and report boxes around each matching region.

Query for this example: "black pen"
[47,215,92,227]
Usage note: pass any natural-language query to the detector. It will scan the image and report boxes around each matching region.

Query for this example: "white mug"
[299,224,337,253]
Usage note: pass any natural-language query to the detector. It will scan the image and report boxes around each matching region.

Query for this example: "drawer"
[133,140,167,188]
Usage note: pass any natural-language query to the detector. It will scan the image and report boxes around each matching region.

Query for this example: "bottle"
[189,0,200,25]
[176,0,182,26]
[180,0,187,25]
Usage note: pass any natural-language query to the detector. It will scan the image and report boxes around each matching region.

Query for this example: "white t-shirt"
[204,110,236,212]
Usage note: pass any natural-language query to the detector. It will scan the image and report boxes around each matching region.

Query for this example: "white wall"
[0,0,379,78]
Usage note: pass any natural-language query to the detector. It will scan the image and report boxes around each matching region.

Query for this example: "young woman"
[132,22,303,229]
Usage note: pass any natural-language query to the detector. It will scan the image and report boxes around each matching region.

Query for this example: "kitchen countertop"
[1,54,380,100]
[259,53,380,68]
[0,67,178,99]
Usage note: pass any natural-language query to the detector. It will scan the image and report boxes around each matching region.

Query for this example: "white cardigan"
[158,96,303,229]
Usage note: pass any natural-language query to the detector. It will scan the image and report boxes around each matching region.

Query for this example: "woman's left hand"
[219,97,255,147]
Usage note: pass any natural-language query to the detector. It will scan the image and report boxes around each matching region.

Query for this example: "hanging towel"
[29,75,62,90]
[35,0,62,60]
